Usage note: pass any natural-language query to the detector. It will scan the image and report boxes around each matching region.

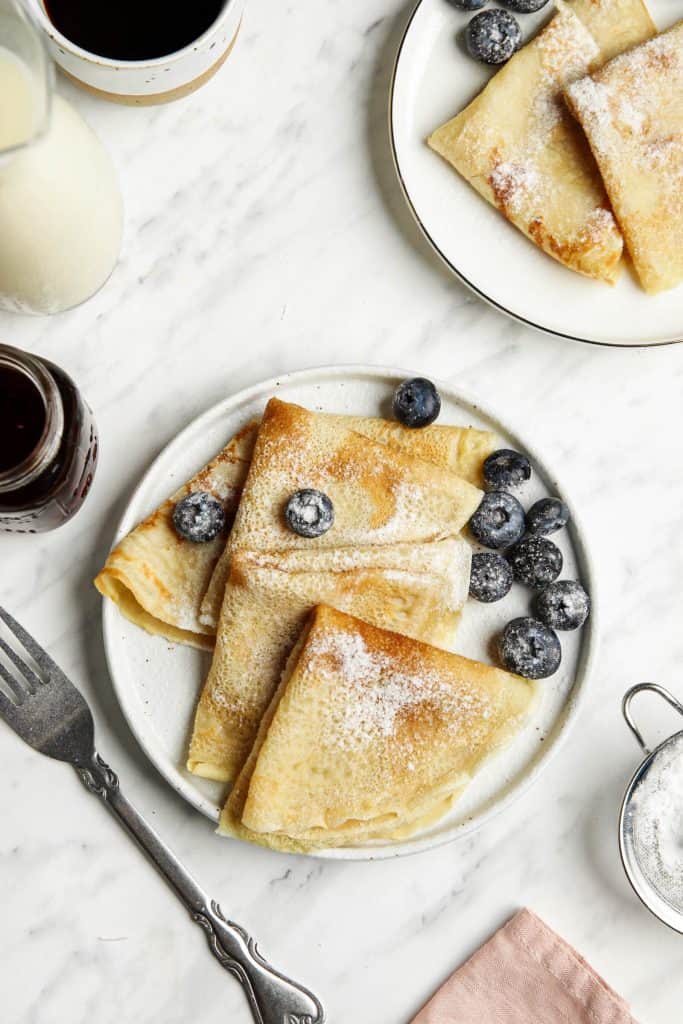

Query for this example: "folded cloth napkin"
[411,908,638,1024]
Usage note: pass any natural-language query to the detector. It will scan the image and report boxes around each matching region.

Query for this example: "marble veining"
[1,0,683,1021]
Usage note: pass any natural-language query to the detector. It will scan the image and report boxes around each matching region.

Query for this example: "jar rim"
[0,345,64,493]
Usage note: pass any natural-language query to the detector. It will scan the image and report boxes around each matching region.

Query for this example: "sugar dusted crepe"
[198,404,494,628]
[220,606,537,852]
[428,0,656,284]
[566,21,683,294]
[188,539,473,782]
[96,405,494,641]
[224,398,483,553]
[94,421,258,649]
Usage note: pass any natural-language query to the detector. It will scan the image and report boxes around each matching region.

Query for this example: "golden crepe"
[225,398,483,554]
[198,408,495,629]
[220,605,537,852]
[188,539,473,782]
[96,406,494,642]
[565,21,683,294]
[427,0,656,284]
[94,421,258,649]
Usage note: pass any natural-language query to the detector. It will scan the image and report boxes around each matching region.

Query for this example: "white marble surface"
[1,1,683,1021]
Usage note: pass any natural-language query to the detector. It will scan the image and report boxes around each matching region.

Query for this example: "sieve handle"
[622,683,683,755]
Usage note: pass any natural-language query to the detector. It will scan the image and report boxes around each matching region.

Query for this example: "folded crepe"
[96,406,494,643]
[220,605,537,852]
[188,539,472,782]
[427,0,656,284]
[198,403,493,629]
[566,20,683,294]
[224,398,483,554]
[94,421,258,649]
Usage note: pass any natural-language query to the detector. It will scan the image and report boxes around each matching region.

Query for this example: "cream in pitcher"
[0,44,37,150]
[0,0,123,314]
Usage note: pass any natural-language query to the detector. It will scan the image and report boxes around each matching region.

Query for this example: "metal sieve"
[620,683,683,934]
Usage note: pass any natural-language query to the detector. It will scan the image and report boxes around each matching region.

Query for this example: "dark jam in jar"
[0,344,98,533]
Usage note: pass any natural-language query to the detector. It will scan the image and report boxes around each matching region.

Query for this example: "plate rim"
[102,363,599,860]
[388,0,683,349]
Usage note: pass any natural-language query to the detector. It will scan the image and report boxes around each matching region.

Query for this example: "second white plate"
[390,0,682,346]
[102,366,597,859]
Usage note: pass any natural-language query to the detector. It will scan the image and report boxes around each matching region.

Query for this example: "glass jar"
[0,343,98,532]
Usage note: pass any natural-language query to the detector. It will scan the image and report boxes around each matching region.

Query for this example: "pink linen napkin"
[411,909,638,1024]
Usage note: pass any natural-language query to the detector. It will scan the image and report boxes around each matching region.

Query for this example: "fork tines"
[0,607,49,704]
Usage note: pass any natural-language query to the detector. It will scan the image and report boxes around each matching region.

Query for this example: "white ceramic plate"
[390,0,682,347]
[102,366,597,859]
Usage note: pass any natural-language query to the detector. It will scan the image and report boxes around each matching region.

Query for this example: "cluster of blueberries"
[449,0,549,65]
[171,377,588,682]
[469,448,590,680]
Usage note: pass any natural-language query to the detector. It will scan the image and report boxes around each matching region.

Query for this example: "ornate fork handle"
[75,752,325,1024]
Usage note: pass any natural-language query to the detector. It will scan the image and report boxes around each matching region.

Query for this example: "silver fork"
[0,606,325,1024]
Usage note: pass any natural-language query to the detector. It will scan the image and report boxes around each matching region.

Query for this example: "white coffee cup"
[26,0,244,105]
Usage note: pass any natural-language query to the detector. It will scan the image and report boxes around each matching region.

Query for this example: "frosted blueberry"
[469,491,526,549]
[469,552,513,602]
[483,448,531,490]
[507,534,562,587]
[526,497,570,536]
[498,617,561,679]
[393,378,441,428]
[534,580,590,631]
[284,489,335,538]
[172,491,226,543]
[465,10,522,65]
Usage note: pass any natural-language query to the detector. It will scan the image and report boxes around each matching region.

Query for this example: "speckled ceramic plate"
[102,366,597,859]
[390,0,683,347]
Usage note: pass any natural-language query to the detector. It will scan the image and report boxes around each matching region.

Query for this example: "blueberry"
[465,10,521,65]
[526,497,570,536]
[469,491,525,549]
[534,581,590,631]
[393,377,441,428]
[172,491,226,543]
[503,0,549,11]
[483,448,531,490]
[469,552,513,602]
[284,489,335,538]
[498,617,561,679]
[507,534,562,587]
[448,0,487,9]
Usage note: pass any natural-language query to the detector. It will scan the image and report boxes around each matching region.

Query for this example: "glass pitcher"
[0,0,123,315]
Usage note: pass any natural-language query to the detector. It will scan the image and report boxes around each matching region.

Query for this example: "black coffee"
[0,365,46,474]
[44,0,225,61]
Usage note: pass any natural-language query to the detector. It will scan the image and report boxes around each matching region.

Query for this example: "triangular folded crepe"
[226,398,483,555]
[187,539,472,782]
[198,410,494,629]
[220,605,537,852]
[427,0,655,284]
[96,407,494,643]
[565,20,683,294]
[94,421,258,649]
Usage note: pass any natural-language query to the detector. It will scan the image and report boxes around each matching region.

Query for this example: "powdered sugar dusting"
[489,162,541,215]
[632,734,683,913]
[304,628,495,752]
[452,5,615,261]
[566,21,683,288]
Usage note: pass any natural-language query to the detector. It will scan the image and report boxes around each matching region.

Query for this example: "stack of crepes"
[428,0,683,294]
[96,398,537,851]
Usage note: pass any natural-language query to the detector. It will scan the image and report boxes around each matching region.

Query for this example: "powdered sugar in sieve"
[620,684,683,933]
